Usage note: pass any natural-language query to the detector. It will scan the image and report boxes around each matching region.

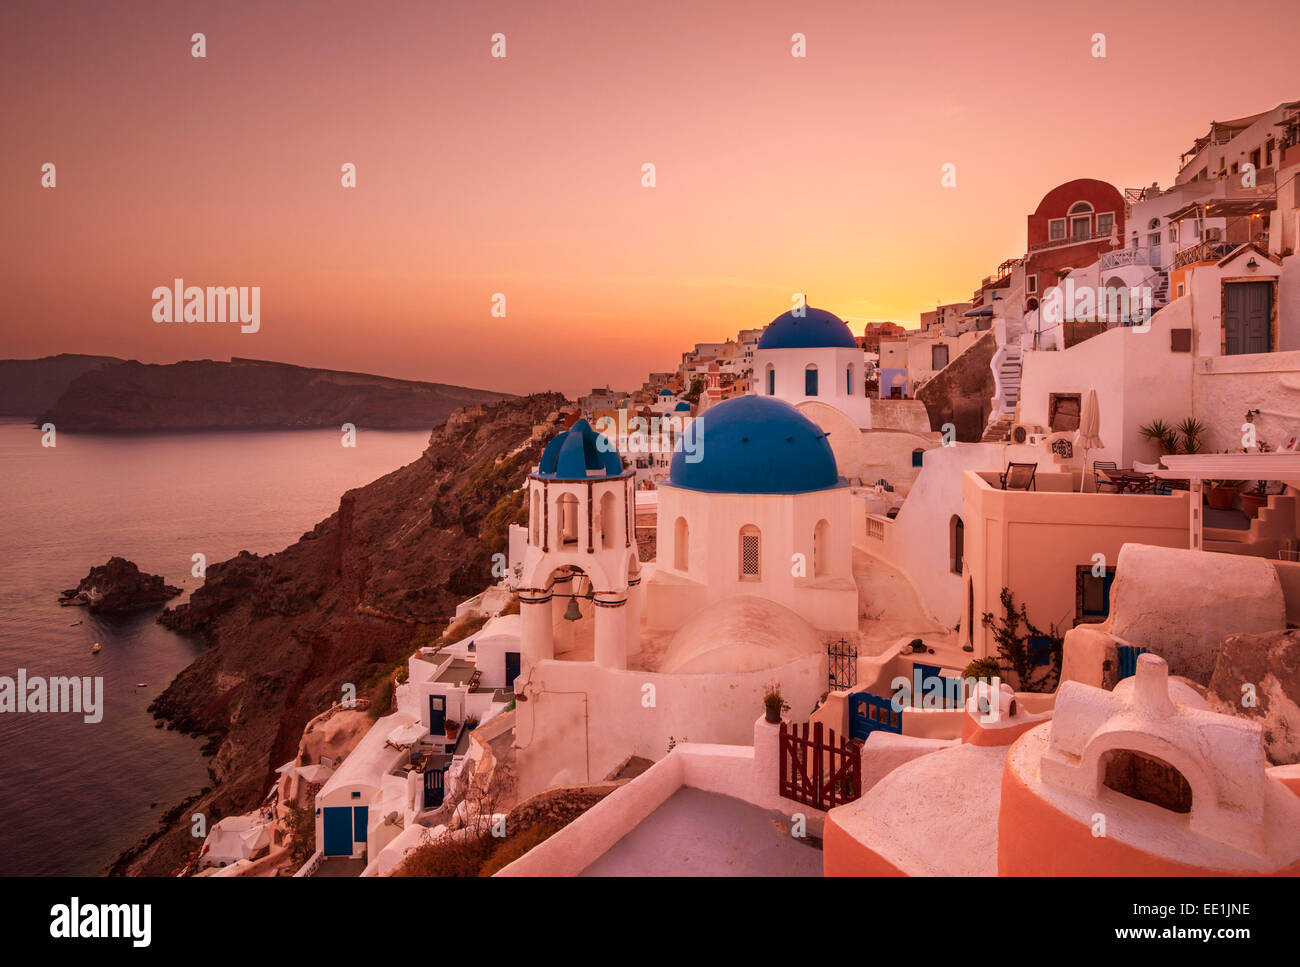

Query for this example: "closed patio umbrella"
[1075,389,1103,492]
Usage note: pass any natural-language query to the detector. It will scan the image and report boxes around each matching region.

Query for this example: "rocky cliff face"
[39,357,513,431]
[112,392,565,875]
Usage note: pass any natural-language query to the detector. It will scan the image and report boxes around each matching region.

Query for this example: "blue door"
[914,662,942,708]
[504,651,521,690]
[849,691,902,741]
[423,768,445,809]
[1116,645,1147,681]
[353,806,368,846]
[322,807,353,856]
[429,695,445,734]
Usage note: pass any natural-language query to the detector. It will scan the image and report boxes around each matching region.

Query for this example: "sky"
[2,0,1296,398]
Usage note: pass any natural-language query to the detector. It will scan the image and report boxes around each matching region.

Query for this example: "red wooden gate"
[779,721,862,811]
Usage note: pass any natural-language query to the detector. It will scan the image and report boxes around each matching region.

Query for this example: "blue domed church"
[645,394,859,635]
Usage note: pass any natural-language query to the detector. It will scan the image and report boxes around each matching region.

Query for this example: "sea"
[0,420,430,875]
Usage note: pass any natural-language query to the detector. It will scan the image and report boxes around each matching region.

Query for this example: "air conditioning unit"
[1010,423,1046,445]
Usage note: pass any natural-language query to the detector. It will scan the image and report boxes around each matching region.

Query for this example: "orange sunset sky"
[2,0,1296,398]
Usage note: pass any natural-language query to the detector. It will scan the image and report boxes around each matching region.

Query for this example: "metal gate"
[827,637,857,691]
[423,768,445,810]
[849,691,902,742]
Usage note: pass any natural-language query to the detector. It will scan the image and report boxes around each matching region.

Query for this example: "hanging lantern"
[562,596,583,621]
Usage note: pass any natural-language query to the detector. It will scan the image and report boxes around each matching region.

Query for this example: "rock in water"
[59,557,182,614]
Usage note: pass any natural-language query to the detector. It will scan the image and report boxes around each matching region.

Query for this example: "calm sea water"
[0,421,430,875]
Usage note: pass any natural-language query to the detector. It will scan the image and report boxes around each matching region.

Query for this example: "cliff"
[38,357,513,431]
[0,353,124,416]
[112,392,566,875]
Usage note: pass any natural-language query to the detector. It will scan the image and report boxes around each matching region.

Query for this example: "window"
[911,448,924,468]
[739,525,761,580]
[813,519,830,577]
[950,516,964,575]
[1071,215,1091,241]
[766,364,775,396]
[1096,212,1114,236]
[673,516,689,571]
[1026,274,1037,294]
[1048,218,1066,241]
[1068,201,1094,215]
[1048,393,1081,433]
[1076,565,1116,624]
[845,365,853,395]
[600,491,617,549]
[931,344,949,370]
[1266,138,1275,167]
[557,493,579,546]
[530,489,541,545]
[804,365,818,396]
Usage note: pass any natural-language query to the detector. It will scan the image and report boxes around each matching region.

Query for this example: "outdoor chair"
[999,462,1037,491]
[1093,460,1118,492]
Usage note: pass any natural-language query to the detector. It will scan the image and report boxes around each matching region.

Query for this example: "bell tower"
[517,420,640,688]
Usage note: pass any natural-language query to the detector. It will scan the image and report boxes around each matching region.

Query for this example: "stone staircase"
[981,413,1015,443]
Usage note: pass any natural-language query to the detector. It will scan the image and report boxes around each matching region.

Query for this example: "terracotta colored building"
[1023,178,1126,312]
[860,321,907,354]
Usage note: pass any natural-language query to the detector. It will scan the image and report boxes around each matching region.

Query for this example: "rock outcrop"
[59,557,181,613]
[0,353,124,417]
[1209,628,1300,766]
[111,393,566,875]
[39,357,513,431]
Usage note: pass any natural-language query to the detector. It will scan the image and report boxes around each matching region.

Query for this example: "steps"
[981,413,1014,443]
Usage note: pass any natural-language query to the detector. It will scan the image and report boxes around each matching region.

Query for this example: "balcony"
[1028,230,1115,255]
[1098,248,1156,270]
[1172,240,1238,270]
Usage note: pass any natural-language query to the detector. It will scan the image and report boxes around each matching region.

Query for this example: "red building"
[1023,178,1126,311]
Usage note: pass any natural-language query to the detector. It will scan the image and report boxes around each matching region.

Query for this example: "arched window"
[558,493,579,547]
[950,515,964,575]
[1147,217,1160,230]
[530,489,541,545]
[600,491,617,549]
[804,364,818,397]
[766,364,775,396]
[813,519,830,577]
[845,364,854,395]
[739,524,761,580]
[1068,201,1093,241]
[674,516,689,571]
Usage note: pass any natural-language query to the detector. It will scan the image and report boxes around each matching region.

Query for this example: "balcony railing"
[1172,240,1237,270]
[1099,247,1156,270]
[1028,230,1115,254]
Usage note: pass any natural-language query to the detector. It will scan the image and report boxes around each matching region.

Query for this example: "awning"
[963,306,994,317]
[1164,197,1275,222]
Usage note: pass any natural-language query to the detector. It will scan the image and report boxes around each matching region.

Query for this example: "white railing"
[865,514,890,542]
[1099,247,1155,270]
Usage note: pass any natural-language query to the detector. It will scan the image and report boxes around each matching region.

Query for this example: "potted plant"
[1205,480,1242,511]
[443,718,461,743]
[464,713,480,731]
[1175,417,1206,454]
[1240,480,1270,519]
[763,681,790,724]
[1139,419,1178,456]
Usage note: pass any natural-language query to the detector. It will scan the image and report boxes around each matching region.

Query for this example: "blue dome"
[669,396,840,494]
[535,419,625,480]
[756,307,858,350]
[659,389,674,396]
[673,401,692,412]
